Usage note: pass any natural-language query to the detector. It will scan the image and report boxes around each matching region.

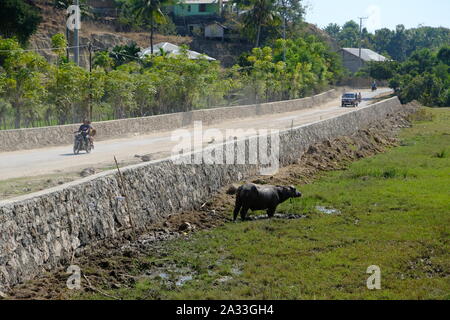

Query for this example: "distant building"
[170,0,233,35]
[172,0,229,18]
[139,42,216,61]
[204,22,227,39]
[339,48,388,73]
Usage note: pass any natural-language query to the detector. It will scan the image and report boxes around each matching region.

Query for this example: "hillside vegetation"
[0,34,341,129]
[362,46,450,107]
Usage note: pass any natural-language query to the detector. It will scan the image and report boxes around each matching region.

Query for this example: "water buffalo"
[233,184,302,221]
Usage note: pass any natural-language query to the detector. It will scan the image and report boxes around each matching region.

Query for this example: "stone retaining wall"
[0,89,340,152]
[0,97,404,291]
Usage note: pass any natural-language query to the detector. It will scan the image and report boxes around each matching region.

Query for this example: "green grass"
[81,107,450,300]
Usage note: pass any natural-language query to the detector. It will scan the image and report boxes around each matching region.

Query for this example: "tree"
[437,46,450,65]
[93,51,114,71]
[365,61,399,81]
[51,33,68,63]
[244,46,286,101]
[278,0,305,33]
[0,0,42,44]
[383,46,449,107]
[338,20,360,48]
[109,42,141,67]
[0,37,48,128]
[128,0,174,55]
[85,67,106,119]
[371,28,394,57]
[235,0,281,47]
[390,24,408,61]
[47,62,88,124]
[324,23,341,39]
[272,36,339,96]
[104,65,138,118]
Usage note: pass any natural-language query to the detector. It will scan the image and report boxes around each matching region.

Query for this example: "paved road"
[0,89,392,181]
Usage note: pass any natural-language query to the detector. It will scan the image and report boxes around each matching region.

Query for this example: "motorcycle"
[73,130,91,154]
[371,84,377,92]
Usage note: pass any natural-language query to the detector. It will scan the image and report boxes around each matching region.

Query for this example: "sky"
[304,0,450,32]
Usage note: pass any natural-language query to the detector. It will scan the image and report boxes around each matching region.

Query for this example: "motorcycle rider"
[76,119,95,149]
[371,80,377,91]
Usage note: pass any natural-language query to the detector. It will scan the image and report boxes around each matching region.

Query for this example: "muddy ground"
[2,102,419,300]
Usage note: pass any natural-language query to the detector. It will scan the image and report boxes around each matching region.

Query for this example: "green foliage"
[105,65,139,118]
[93,51,114,71]
[437,46,450,65]
[109,42,141,67]
[235,0,281,47]
[0,37,49,128]
[0,0,42,44]
[0,34,340,128]
[364,60,399,81]
[47,62,89,124]
[51,33,68,62]
[336,20,360,48]
[389,47,448,106]
[238,35,341,102]
[361,44,449,107]
[233,0,306,47]
[126,0,175,51]
[324,23,340,39]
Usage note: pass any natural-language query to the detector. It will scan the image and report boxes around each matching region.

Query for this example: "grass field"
[83,107,450,300]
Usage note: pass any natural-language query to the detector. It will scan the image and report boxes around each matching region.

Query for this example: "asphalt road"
[0,88,392,181]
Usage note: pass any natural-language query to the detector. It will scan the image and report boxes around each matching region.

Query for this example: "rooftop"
[342,48,388,62]
[139,42,216,61]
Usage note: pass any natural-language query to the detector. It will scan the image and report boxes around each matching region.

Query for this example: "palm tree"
[236,0,281,47]
[130,0,175,55]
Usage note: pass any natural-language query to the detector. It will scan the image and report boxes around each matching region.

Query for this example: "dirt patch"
[2,103,419,300]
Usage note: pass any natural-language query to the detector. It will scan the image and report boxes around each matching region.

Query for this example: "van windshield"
[343,93,355,98]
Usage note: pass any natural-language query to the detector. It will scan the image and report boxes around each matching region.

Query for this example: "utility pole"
[74,0,80,66]
[66,24,70,62]
[358,17,368,69]
[88,42,93,120]
[88,42,92,72]
[282,0,287,62]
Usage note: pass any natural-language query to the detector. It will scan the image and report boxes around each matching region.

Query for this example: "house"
[170,0,232,35]
[172,0,229,18]
[139,42,216,61]
[339,48,388,73]
[204,21,226,39]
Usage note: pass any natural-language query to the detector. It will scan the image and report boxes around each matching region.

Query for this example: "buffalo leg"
[233,204,241,222]
[267,206,276,218]
[240,207,249,221]
[233,198,242,221]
